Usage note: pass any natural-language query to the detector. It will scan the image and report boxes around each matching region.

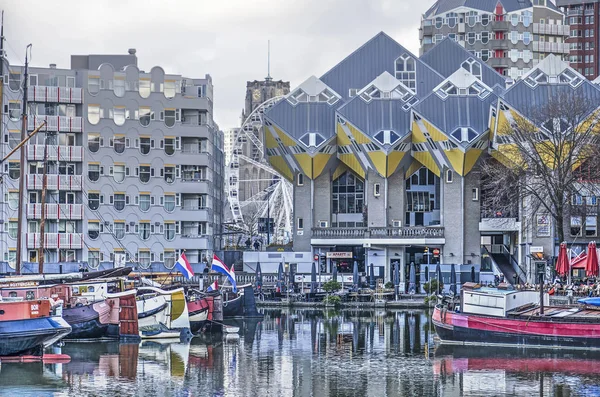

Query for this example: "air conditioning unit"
[392,220,401,228]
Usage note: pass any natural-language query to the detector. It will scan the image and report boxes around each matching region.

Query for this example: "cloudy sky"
[3,0,430,128]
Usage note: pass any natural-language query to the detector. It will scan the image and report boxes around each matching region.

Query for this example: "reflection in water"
[3,309,600,396]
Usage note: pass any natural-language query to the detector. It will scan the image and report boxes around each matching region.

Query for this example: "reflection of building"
[264,31,600,286]
[420,0,569,80]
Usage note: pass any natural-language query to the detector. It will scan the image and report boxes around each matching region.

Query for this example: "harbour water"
[2,309,600,396]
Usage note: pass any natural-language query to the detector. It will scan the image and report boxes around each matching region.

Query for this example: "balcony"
[490,40,509,50]
[26,233,83,249]
[27,174,83,191]
[488,57,510,68]
[567,9,584,16]
[533,23,570,36]
[532,41,570,54]
[311,227,445,239]
[27,86,83,104]
[491,20,510,31]
[27,204,83,220]
[27,145,83,162]
[479,218,521,232]
[28,115,83,133]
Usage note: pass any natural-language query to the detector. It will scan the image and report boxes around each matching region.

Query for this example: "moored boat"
[0,299,71,356]
[432,284,600,349]
[186,290,223,334]
[222,285,263,319]
[137,287,191,339]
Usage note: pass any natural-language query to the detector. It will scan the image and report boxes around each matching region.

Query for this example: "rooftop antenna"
[266,40,272,81]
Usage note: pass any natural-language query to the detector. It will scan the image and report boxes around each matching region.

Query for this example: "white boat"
[137,287,191,339]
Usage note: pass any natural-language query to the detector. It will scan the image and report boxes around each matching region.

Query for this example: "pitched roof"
[337,97,413,139]
[424,0,535,18]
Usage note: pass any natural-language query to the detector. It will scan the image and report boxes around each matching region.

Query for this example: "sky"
[2,0,431,129]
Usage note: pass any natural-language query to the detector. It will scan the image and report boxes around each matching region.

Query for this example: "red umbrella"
[555,242,569,276]
[585,241,599,278]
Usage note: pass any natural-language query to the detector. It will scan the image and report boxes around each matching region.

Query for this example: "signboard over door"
[326,252,353,259]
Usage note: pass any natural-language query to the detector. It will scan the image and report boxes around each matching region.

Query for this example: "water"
[2,309,600,396]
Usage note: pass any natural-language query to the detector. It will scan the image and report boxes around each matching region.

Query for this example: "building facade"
[557,0,600,79]
[420,0,570,81]
[263,32,600,288]
[0,49,224,272]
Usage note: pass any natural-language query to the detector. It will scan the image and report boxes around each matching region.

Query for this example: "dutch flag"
[211,254,237,293]
[175,252,194,279]
[207,280,218,292]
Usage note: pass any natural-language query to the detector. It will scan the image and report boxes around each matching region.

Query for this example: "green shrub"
[322,280,341,293]
[423,279,444,295]
[385,281,394,289]
[324,295,342,306]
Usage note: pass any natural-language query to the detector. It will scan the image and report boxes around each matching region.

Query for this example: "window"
[163,109,177,128]
[8,221,17,239]
[446,169,453,183]
[113,79,125,97]
[139,79,151,98]
[472,188,479,201]
[88,105,101,125]
[139,194,151,212]
[113,107,126,126]
[8,102,20,120]
[299,133,325,148]
[58,220,75,234]
[140,137,151,155]
[461,58,482,80]
[88,251,100,269]
[586,216,597,237]
[113,164,126,183]
[297,218,304,230]
[88,222,100,240]
[88,193,100,210]
[88,164,100,181]
[164,251,176,268]
[8,163,19,180]
[138,251,151,267]
[164,81,176,98]
[164,138,175,155]
[165,223,176,241]
[406,191,432,212]
[114,222,125,239]
[111,136,125,154]
[59,162,75,176]
[332,171,364,214]
[88,76,100,95]
[297,174,304,186]
[571,216,582,236]
[139,165,151,183]
[164,194,176,212]
[139,223,151,240]
[164,166,175,183]
[88,135,100,152]
[374,183,381,197]
[395,54,417,92]
[9,71,21,92]
[373,130,401,146]
[114,193,126,211]
[139,108,154,127]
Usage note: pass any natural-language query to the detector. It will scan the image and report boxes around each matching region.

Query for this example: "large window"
[164,81,176,98]
[88,164,100,181]
[332,172,364,214]
[8,163,20,180]
[139,194,151,212]
[114,222,125,239]
[139,223,151,240]
[88,135,100,152]
[88,251,100,268]
[571,216,582,236]
[395,54,416,92]
[88,105,101,125]
[139,108,154,126]
[138,250,151,267]
[406,191,432,212]
[59,220,75,234]
[113,79,125,97]
[88,77,100,95]
[164,194,176,212]
[9,102,20,120]
[164,166,176,183]
[88,193,100,210]
[164,251,176,268]
[113,165,126,183]
[139,165,151,183]
[586,216,597,237]
[140,137,151,155]
[114,193,126,211]
[165,223,176,241]
[113,107,126,126]
[164,110,177,128]
[8,221,18,239]
[8,191,19,209]
[113,136,125,154]
[88,222,100,240]
[9,71,21,92]
[139,80,151,98]
[164,138,175,155]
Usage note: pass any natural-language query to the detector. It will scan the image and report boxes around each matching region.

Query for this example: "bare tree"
[481,91,600,243]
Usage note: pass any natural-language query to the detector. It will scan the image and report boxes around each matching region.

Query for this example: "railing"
[28,86,83,104]
[27,145,83,162]
[27,116,83,133]
[504,245,527,284]
[311,226,444,239]
[26,233,83,249]
[27,175,83,191]
[27,204,83,220]
[533,23,570,36]
[567,9,584,16]
[532,41,570,54]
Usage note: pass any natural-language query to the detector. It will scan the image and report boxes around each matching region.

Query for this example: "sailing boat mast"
[38,131,50,273]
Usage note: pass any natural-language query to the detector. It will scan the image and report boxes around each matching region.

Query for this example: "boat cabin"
[460,285,549,317]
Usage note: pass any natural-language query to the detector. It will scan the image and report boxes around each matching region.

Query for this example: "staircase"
[491,253,519,285]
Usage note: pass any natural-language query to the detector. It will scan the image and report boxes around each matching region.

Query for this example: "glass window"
[113,165,125,183]
[481,14,489,26]
[88,222,100,240]
[113,136,125,154]
[164,251,176,268]
[139,194,151,212]
[9,72,21,91]
[88,251,100,269]
[164,110,176,127]
[113,79,125,97]
[395,54,417,91]
[88,135,100,152]
[8,102,20,121]
[139,223,150,240]
[140,137,151,155]
[88,105,101,125]
[88,193,100,210]
[139,80,151,98]
[165,223,176,241]
[164,138,175,155]
[114,222,125,239]
[571,216,582,236]
[8,221,18,239]
[114,193,126,211]
[139,108,154,127]
[88,164,100,181]
[586,216,597,237]
[58,220,75,234]
[164,195,176,212]
[8,163,19,180]
[113,108,126,126]
[164,81,176,98]
[164,166,175,183]
[332,171,364,214]
[88,77,100,95]
[139,166,151,183]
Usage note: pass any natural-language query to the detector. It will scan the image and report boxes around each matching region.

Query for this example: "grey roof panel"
[424,0,534,17]
[265,101,337,140]
[337,98,412,138]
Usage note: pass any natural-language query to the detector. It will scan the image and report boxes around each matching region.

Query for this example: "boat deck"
[509,305,600,321]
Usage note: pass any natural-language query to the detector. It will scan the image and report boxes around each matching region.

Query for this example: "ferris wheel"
[227,97,294,244]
